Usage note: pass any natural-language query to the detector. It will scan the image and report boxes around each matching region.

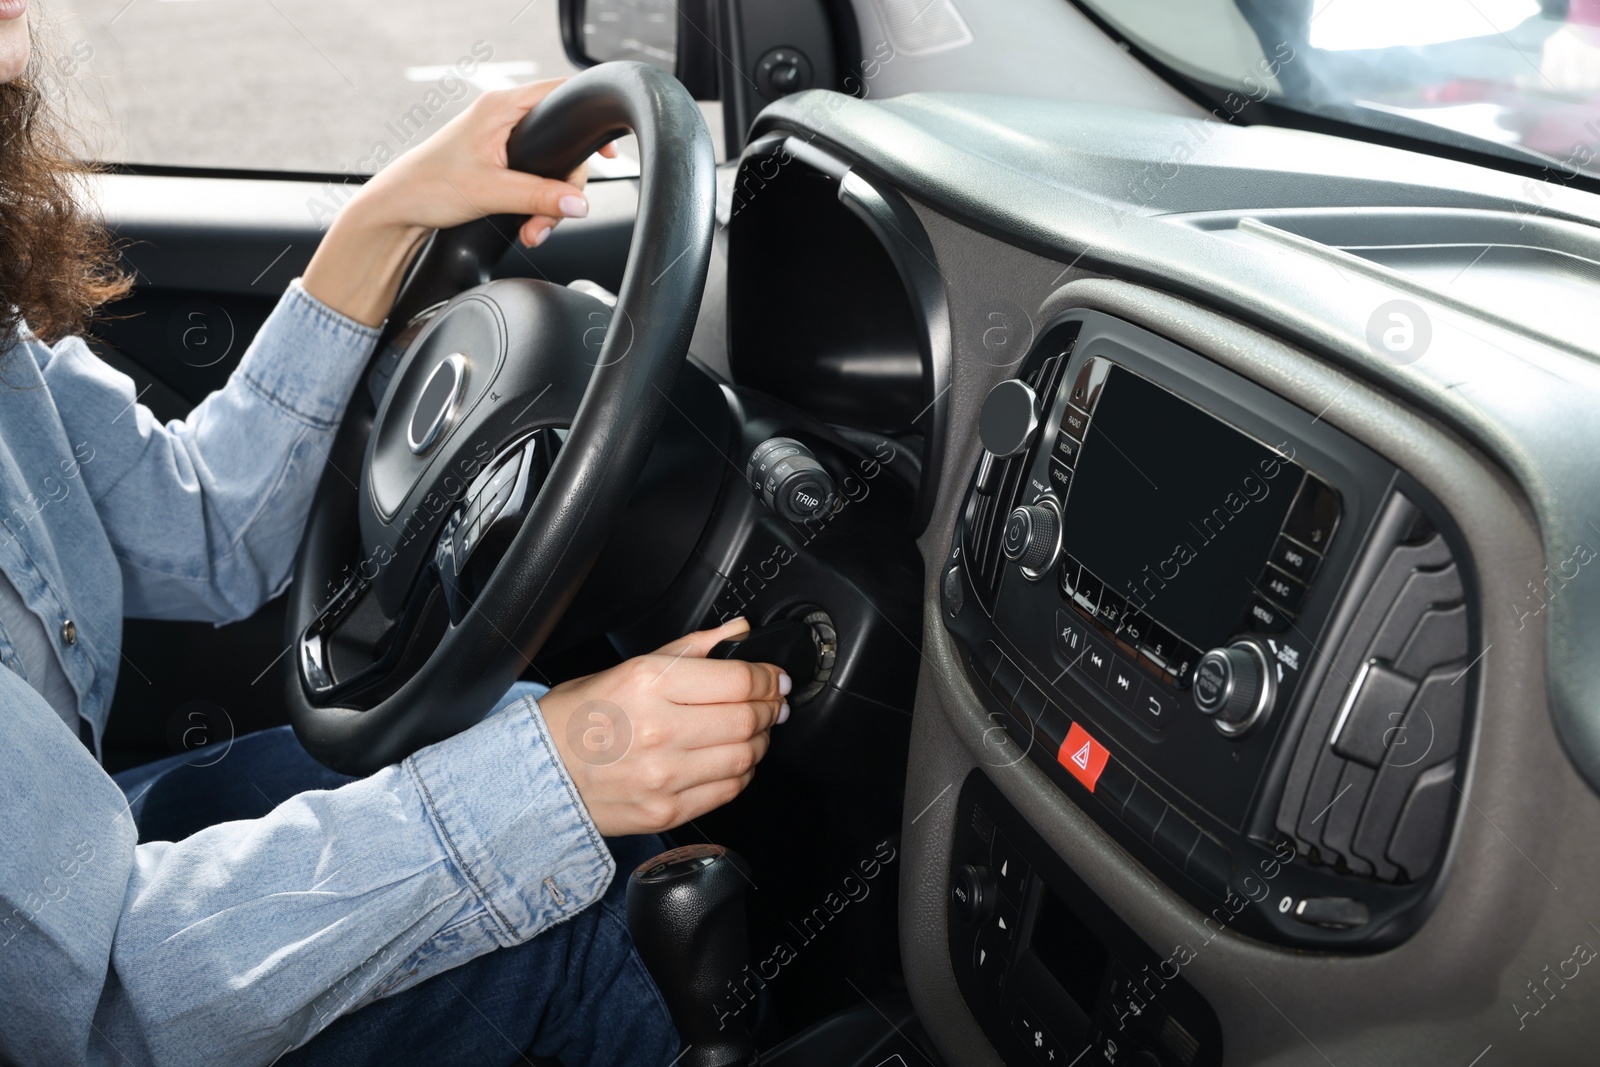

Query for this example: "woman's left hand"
[303,77,611,327]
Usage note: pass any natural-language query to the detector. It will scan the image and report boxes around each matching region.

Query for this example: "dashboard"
[718,83,1600,1065]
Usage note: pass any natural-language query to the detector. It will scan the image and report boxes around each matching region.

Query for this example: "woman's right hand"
[537,618,790,837]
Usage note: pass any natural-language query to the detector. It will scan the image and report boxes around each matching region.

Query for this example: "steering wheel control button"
[1002,499,1062,580]
[950,863,996,924]
[978,379,1040,458]
[1291,896,1371,930]
[1194,643,1273,737]
[1058,722,1110,793]
[406,352,467,455]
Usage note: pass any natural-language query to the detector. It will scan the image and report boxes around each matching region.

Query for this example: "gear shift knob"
[627,844,759,1067]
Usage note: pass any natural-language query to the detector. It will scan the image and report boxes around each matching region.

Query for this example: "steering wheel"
[284,62,716,776]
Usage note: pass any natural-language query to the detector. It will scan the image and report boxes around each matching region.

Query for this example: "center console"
[943,311,1478,987]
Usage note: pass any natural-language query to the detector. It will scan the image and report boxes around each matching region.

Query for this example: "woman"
[0,5,787,1065]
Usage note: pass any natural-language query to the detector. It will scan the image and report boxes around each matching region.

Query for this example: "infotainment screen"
[1061,367,1302,652]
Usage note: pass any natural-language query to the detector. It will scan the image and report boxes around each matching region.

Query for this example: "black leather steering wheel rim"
[284,62,716,776]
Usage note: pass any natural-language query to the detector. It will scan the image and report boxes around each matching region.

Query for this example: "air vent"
[1275,493,1472,883]
[962,334,1078,612]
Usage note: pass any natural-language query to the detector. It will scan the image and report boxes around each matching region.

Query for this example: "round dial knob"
[949,863,996,924]
[979,379,1040,458]
[1193,641,1273,736]
[746,437,837,524]
[1002,499,1061,580]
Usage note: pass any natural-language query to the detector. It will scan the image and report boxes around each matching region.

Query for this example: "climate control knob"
[1193,641,1273,737]
[1001,499,1061,580]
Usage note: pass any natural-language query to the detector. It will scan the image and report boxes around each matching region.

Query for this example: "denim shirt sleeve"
[0,669,615,1067]
[38,280,380,622]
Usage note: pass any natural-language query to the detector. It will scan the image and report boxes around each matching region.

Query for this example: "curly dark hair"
[0,54,129,345]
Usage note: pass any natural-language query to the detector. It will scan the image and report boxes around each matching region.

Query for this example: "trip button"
[1258,565,1307,613]
[1283,473,1341,552]
[1270,533,1321,582]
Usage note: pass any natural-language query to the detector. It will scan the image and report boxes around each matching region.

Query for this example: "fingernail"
[778,672,793,696]
[777,702,790,725]
[559,194,589,218]
[529,224,551,247]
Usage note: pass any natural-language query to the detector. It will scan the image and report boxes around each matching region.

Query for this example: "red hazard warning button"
[1058,722,1110,792]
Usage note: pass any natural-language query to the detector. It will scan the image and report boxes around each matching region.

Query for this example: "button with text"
[1058,722,1111,793]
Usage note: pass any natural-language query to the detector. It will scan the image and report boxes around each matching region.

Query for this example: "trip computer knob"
[1002,499,1061,580]
[1193,641,1273,737]
[746,437,837,524]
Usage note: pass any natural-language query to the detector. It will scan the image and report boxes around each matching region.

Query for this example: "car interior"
[84,0,1600,1063]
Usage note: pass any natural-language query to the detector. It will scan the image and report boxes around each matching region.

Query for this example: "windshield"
[1078,0,1600,181]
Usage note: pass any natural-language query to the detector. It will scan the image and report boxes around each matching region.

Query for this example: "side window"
[45,2,720,181]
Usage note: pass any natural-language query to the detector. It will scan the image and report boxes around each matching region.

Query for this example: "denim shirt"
[0,282,615,1066]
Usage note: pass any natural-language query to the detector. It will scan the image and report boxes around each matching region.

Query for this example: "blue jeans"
[113,720,680,1067]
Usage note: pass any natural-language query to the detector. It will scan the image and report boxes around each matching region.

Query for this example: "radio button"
[1120,610,1151,649]
[1283,473,1341,553]
[1270,533,1321,582]
[1059,403,1091,442]
[1258,565,1307,613]
[1137,621,1179,670]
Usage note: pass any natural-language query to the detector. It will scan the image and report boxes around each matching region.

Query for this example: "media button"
[1270,532,1321,582]
[1241,596,1292,634]
[1079,638,1113,688]
[1059,403,1091,442]
[1258,564,1307,613]
[1132,677,1176,732]
[1052,431,1081,466]
[1107,658,1140,710]
[1283,473,1341,553]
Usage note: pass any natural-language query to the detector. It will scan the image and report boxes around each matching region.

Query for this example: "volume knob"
[1193,642,1273,737]
[1002,500,1061,580]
